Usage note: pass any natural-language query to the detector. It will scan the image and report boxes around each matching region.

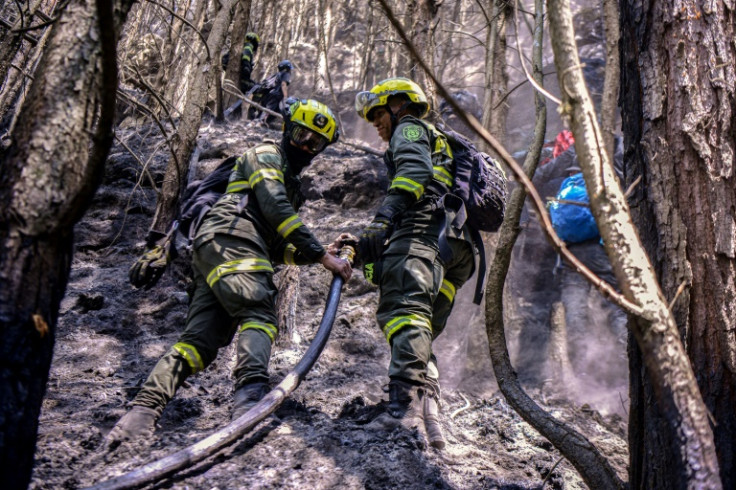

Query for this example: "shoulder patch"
[402,124,425,142]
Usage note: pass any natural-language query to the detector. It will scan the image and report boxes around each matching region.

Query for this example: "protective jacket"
[132,142,325,413]
[239,41,256,91]
[370,115,475,386]
[196,143,325,265]
[377,115,473,252]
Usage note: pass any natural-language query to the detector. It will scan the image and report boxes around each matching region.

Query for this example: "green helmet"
[355,77,430,121]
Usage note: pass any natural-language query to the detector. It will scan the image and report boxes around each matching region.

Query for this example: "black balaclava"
[280,132,317,175]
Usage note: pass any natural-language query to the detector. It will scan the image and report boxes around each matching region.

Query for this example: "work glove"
[129,241,172,290]
[358,217,392,264]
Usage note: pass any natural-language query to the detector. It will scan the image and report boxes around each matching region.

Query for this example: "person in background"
[248,60,293,125]
[221,32,260,93]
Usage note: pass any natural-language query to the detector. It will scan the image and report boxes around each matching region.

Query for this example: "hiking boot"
[106,406,158,444]
[232,382,270,420]
[368,379,427,448]
[423,379,445,450]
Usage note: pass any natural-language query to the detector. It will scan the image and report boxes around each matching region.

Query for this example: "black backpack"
[177,155,238,244]
[428,126,507,305]
[442,128,507,232]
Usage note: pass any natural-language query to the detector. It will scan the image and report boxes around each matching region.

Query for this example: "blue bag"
[549,173,599,243]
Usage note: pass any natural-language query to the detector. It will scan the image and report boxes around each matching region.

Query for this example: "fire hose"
[87,246,355,490]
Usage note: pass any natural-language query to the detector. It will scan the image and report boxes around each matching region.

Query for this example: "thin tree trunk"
[600,0,619,160]
[479,0,500,153]
[223,0,253,106]
[487,1,624,487]
[150,0,238,234]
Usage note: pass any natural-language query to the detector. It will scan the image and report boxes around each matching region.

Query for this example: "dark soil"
[30,119,628,490]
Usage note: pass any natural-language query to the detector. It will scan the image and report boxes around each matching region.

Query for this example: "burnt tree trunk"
[621,1,736,488]
[0,0,134,487]
[150,0,238,234]
[224,0,253,106]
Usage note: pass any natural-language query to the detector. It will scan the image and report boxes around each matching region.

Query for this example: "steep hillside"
[30,119,627,489]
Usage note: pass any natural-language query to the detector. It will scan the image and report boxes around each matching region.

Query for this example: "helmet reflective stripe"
[390,176,424,199]
[206,258,274,287]
[439,279,456,302]
[173,342,205,373]
[239,321,278,342]
[382,314,432,343]
[276,214,303,238]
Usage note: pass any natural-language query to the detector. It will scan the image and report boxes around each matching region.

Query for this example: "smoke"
[434,228,629,418]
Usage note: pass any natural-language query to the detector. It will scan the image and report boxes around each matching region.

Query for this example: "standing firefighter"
[108,99,351,443]
[353,78,477,449]
[238,32,260,93]
[221,31,260,93]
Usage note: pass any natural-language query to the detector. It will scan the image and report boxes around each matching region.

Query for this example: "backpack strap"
[434,193,485,305]
[469,226,486,305]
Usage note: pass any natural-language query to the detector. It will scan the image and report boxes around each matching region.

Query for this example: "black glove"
[129,243,171,290]
[358,217,392,264]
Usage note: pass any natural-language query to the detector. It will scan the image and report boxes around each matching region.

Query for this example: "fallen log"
[87,247,355,490]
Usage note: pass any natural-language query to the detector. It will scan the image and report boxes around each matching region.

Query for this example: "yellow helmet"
[284,99,340,153]
[245,32,260,46]
[355,77,430,121]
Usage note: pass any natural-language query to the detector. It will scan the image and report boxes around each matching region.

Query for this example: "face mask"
[281,134,316,174]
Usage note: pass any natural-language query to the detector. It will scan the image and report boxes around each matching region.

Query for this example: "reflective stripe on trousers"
[206,257,274,288]
[382,314,432,343]
[172,342,205,374]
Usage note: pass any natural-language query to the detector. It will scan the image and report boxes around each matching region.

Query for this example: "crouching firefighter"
[352,77,477,449]
[108,99,351,444]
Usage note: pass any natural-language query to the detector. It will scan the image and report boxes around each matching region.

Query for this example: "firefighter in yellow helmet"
[353,78,476,449]
[108,99,350,443]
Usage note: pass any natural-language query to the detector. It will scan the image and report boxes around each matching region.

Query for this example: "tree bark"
[600,0,619,160]
[480,0,509,153]
[487,1,624,487]
[223,0,253,106]
[621,0,735,488]
[150,0,238,234]
[0,0,135,487]
[549,0,722,487]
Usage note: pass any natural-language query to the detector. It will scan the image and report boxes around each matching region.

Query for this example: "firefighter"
[108,99,351,443]
[238,32,260,93]
[353,77,476,449]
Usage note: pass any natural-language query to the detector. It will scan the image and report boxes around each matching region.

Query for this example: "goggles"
[290,125,329,154]
[355,91,382,120]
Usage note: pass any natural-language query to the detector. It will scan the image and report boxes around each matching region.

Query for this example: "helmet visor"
[355,91,381,120]
[290,125,329,154]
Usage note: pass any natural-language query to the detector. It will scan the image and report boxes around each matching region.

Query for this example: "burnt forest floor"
[31,117,628,490]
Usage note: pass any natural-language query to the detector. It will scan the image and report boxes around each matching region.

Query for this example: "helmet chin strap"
[388,100,413,137]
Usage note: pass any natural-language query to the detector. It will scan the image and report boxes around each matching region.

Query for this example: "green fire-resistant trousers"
[133,234,278,413]
[377,236,475,386]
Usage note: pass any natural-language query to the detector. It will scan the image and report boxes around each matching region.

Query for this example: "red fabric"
[552,130,575,158]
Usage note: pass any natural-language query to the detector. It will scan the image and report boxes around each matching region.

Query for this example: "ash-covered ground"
[30,119,628,490]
